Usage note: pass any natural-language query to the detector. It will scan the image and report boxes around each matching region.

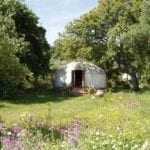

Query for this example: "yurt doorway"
[72,70,84,87]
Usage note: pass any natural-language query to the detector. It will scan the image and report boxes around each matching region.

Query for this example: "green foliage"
[0,116,3,123]
[0,28,30,85]
[19,112,61,141]
[0,115,62,150]
[33,74,54,90]
[0,91,150,149]
[53,0,150,91]
[0,0,31,97]
[0,81,17,98]
[107,0,150,90]
[80,129,148,149]
[13,1,51,77]
[0,0,51,97]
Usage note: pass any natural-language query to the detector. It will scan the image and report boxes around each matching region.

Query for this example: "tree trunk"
[130,69,139,91]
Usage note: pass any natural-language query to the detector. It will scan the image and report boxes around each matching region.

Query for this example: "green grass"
[1,89,150,149]
[0,90,150,130]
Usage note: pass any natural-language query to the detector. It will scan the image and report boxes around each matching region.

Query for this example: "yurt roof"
[64,61,105,74]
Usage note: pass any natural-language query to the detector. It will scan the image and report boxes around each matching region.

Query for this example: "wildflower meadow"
[0,90,150,149]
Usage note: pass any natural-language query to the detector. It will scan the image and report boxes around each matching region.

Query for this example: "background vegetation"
[0,0,51,98]
[0,0,150,98]
[53,0,150,91]
[0,90,150,149]
[0,0,150,149]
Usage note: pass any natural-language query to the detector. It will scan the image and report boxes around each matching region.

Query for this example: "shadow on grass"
[1,87,149,105]
[110,87,150,94]
[0,104,10,109]
[0,89,79,105]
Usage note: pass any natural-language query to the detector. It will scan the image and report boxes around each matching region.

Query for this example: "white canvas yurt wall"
[54,61,106,89]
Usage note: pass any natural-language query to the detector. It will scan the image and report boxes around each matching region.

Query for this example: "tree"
[0,0,30,97]
[13,1,51,78]
[105,0,143,91]
[53,0,147,91]
[121,0,150,87]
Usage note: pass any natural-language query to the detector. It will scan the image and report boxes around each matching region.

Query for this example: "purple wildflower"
[0,124,6,131]
[59,120,81,146]
[1,136,10,143]
[36,120,45,127]
[69,136,78,146]
[13,126,22,134]
[1,136,22,150]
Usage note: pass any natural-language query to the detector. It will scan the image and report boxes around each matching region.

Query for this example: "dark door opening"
[72,70,84,87]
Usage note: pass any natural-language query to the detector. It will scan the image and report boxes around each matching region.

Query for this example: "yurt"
[54,61,106,89]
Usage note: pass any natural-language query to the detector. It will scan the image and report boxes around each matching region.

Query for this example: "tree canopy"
[0,0,30,84]
[0,0,51,97]
[13,0,51,78]
[53,0,150,91]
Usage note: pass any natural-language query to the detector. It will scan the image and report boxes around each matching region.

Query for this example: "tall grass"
[0,90,150,149]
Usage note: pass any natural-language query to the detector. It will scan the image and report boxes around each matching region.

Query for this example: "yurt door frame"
[72,70,85,88]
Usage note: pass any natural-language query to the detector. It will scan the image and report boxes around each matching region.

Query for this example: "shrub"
[79,129,149,150]
[0,80,17,98]
[33,74,54,90]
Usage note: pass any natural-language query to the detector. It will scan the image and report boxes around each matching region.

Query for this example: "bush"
[0,116,3,123]
[0,115,150,150]
[0,115,61,150]
[33,74,54,90]
[0,113,83,150]
[0,80,17,98]
[79,128,149,150]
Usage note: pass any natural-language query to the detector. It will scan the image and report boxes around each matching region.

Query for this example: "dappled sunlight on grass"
[0,90,150,149]
[0,90,150,129]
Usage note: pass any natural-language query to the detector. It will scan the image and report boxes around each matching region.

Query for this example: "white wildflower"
[96,131,100,136]
[7,131,11,135]
[141,139,150,150]
[93,145,97,149]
